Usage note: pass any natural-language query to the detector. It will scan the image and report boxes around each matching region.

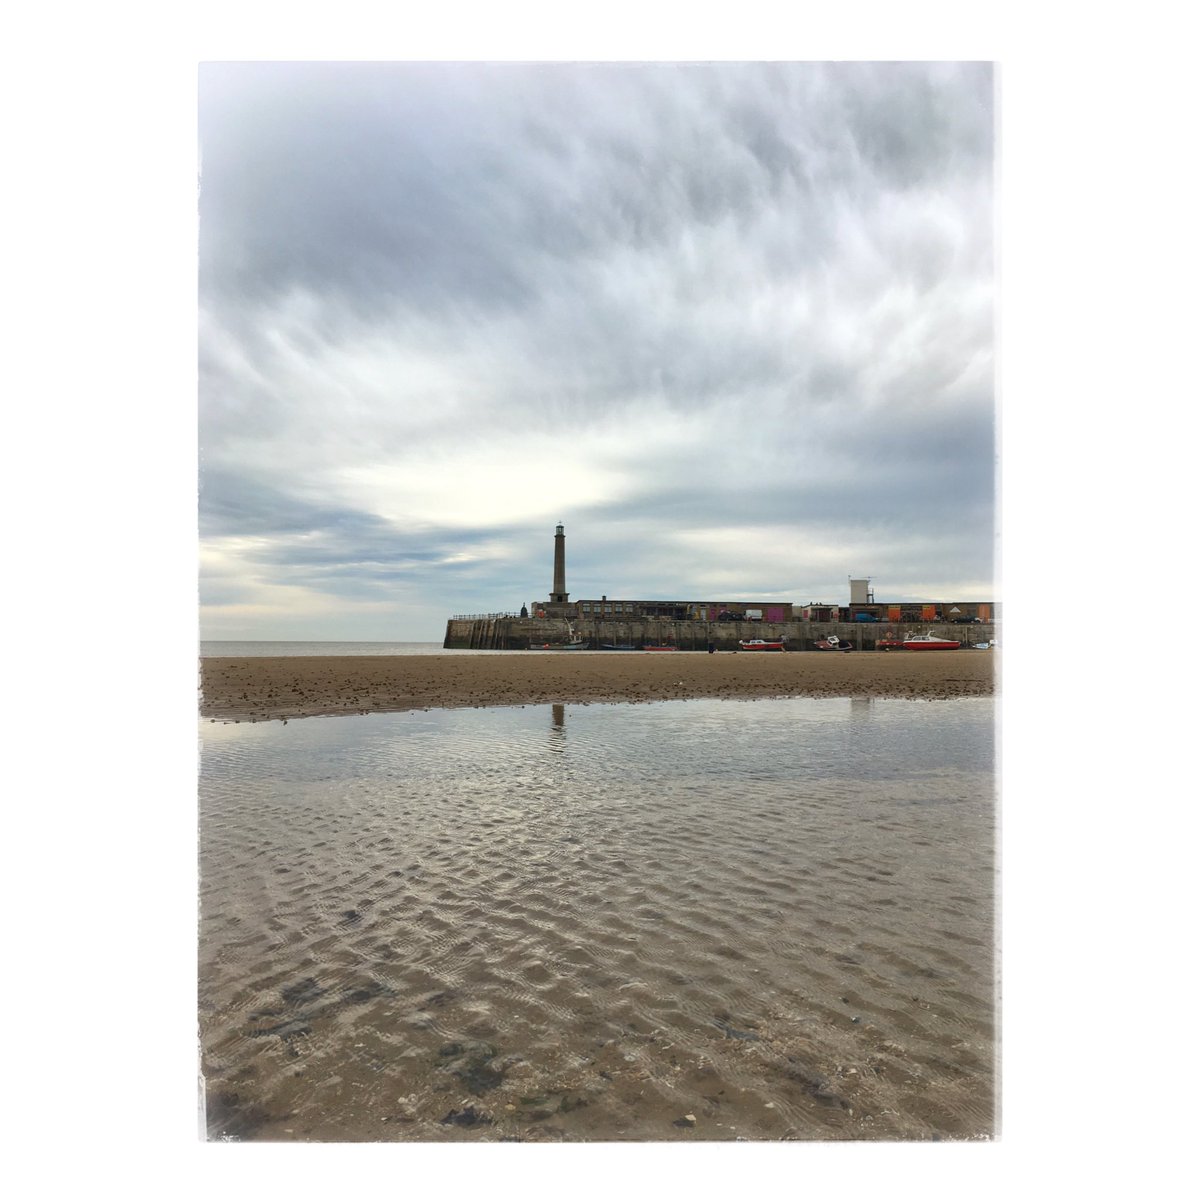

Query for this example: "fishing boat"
[528,639,589,650]
[737,638,786,652]
[878,633,969,652]
[814,635,852,652]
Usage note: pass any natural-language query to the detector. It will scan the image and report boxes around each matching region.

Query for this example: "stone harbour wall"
[443,617,996,651]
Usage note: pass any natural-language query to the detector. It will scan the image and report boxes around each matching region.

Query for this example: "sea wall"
[443,617,996,651]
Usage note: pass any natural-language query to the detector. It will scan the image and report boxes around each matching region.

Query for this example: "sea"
[199,681,997,1142]
[201,641,458,657]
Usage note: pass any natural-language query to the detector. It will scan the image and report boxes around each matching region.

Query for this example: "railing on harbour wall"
[451,612,523,621]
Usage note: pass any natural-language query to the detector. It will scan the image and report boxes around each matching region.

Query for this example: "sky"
[199,60,995,641]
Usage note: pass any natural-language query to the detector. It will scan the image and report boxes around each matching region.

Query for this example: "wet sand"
[200,650,995,722]
[200,698,996,1142]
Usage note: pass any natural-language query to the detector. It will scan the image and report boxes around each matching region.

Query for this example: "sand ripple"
[200,697,995,1141]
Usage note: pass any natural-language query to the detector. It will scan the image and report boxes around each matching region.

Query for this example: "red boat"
[643,645,679,652]
[815,635,852,652]
[738,639,786,652]
[878,632,961,651]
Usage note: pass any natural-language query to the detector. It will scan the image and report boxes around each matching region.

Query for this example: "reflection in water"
[549,702,565,751]
[850,697,874,720]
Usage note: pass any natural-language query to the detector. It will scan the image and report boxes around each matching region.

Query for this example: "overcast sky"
[199,60,994,640]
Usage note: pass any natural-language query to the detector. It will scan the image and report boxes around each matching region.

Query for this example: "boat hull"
[738,640,786,651]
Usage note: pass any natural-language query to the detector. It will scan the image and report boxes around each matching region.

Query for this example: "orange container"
[921,604,937,620]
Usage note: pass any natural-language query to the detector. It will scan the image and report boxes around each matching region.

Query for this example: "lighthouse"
[549,523,569,605]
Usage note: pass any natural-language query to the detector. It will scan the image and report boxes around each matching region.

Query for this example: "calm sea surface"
[199,696,996,1142]
[201,641,454,657]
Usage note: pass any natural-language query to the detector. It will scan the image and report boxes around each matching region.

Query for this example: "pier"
[443,615,995,651]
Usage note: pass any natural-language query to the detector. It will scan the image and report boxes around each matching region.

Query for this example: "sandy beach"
[200,650,996,722]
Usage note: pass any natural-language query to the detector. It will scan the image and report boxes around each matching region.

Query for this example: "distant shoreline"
[200,650,996,723]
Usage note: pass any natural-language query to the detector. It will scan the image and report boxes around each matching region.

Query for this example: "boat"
[643,645,679,652]
[814,635,852,652]
[600,643,638,651]
[878,633,969,652]
[738,638,786,652]
[528,639,589,650]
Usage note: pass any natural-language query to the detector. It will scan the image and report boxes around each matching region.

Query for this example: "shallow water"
[199,696,996,1142]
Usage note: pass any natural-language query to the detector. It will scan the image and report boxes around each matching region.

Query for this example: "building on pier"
[525,525,993,623]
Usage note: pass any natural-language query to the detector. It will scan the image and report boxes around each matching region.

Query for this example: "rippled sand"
[199,699,995,1142]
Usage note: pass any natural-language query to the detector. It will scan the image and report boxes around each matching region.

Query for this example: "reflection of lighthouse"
[550,523,569,605]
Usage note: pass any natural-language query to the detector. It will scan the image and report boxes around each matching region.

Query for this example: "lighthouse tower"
[545,523,571,612]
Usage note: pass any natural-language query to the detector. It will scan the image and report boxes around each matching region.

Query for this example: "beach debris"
[438,1041,506,1094]
[517,1094,557,1121]
[439,1106,493,1128]
[673,1114,697,1128]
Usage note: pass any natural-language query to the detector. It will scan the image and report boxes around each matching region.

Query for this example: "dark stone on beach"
[439,1041,506,1094]
[440,1106,493,1128]
[673,1115,697,1128]
[340,910,362,925]
[459,1062,506,1094]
